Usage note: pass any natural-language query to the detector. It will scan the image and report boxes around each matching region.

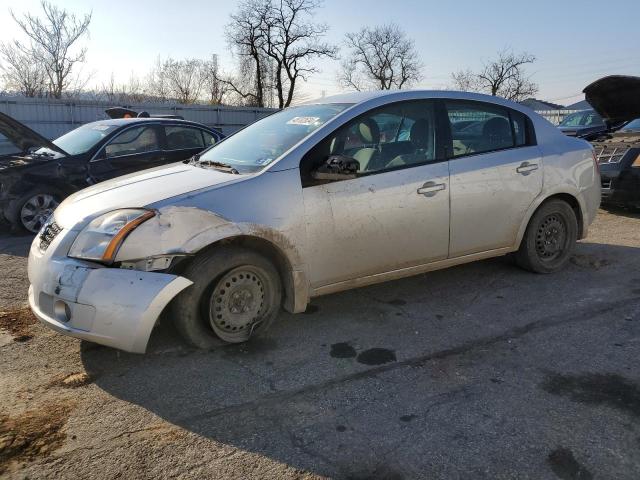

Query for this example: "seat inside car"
[349,118,381,172]
[385,118,433,168]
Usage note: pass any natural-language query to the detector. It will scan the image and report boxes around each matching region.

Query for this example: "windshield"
[559,110,604,127]
[37,123,120,156]
[197,103,352,173]
[620,118,640,132]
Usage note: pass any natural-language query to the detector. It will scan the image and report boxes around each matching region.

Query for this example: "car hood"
[583,75,640,124]
[54,163,246,229]
[0,111,68,157]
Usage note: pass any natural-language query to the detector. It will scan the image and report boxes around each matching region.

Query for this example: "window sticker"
[287,116,321,126]
[92,125,112,131]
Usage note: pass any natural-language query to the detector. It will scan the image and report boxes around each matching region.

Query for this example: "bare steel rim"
[20,194,59,233]
[208,265,270,342]
[535,212,568,262]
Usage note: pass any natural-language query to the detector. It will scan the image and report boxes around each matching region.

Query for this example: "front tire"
[9,189,61,233]
[171,246,282,349]
[516,199,578,273]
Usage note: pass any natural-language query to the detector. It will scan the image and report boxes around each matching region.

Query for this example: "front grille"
[601,178,612,189]
[594,145,630,164]
[39,220,62,252]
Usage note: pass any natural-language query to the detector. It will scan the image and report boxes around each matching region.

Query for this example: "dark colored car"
[557,109,607,137]
[583,75,640,209]
[0,111,224,232]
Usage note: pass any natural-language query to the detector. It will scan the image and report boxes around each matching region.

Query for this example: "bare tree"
[450,68,481,93]
[451,49,538,102]
[224,0,335,108]
[162,58,206,104]
[9,1,91,99]
[338,23,422,91]
[146,56,170,102]
[202,54,229,105]
[0,42,47,96]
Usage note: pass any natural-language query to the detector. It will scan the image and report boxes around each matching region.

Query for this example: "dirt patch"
[0,307,37,340]
[48,372,93,389]
[0,402,74,473]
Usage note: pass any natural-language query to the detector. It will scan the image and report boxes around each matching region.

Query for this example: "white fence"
[535,109,582,126]
[0,96,277,139]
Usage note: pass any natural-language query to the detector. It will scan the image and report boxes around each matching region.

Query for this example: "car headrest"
[356,118,380,144]
[410,119,430,149]
[482,117,511,143]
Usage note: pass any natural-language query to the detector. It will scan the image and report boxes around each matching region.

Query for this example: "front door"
[90,124,164,182]
[300,100,450,289]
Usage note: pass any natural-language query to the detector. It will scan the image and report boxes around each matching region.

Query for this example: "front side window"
[196,104,351,174]
[302,100,438,181]
[104,126,159,158]
[202,130,218,146]
[165,126,205,150]
[446,101,515,157]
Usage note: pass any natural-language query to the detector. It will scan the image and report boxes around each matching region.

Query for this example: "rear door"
[89,124,164,181]
[162,125,213,163]
[445,100,543,257]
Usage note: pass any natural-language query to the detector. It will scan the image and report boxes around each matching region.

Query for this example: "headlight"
[68,209,155,263]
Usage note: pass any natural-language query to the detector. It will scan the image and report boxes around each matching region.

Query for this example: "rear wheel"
[516,199,578,273]
[171,246,282,349]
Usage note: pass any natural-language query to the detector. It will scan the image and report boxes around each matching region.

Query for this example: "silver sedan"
[27,90,600,353]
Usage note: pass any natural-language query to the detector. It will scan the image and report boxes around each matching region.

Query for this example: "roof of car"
[84,117,216,129]
[306,89,531,110]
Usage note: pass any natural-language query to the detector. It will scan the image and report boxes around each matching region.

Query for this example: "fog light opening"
[54,300,71,323]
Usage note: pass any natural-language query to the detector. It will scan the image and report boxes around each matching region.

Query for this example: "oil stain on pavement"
[541,372,640,418]
[356,348,396,365]
[547,447,593,480]
[329,342,357,358]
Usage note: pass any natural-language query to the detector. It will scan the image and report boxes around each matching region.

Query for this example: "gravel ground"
[1,208,639,479]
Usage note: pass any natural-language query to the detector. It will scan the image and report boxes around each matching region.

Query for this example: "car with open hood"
[583,75,640,209]
[0,111,224,232]
[27,89,600,354]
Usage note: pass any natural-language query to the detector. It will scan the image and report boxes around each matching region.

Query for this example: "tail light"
[592,150,600,174]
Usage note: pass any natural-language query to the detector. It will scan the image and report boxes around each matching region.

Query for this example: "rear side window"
[511,110,527,147]
[165,126,205,150]
[445,101,533,157]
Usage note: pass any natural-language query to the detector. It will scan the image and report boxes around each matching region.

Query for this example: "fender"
[116,205,310,313]
[514,186,589,250]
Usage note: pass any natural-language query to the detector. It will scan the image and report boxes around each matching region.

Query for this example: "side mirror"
[312,155,360,181]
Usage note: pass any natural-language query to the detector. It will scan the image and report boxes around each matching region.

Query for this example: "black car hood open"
[0,111,68,157]
[583,75,640,125]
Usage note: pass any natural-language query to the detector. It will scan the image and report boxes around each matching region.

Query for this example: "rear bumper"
[28,233,192,353]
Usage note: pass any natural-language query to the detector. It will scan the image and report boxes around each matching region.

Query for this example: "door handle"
[417,181,446,197]
[516,161,539,175]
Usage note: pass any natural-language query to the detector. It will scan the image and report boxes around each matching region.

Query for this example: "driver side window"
[300,100,438,186]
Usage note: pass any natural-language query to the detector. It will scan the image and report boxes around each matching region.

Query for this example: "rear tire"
[516,199,577,274]
[171,246,282,349]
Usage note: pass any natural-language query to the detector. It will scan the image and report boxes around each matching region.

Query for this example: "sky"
[0,0,638,106]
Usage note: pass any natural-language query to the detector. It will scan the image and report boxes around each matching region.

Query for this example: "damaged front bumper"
[27,227,192,353]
